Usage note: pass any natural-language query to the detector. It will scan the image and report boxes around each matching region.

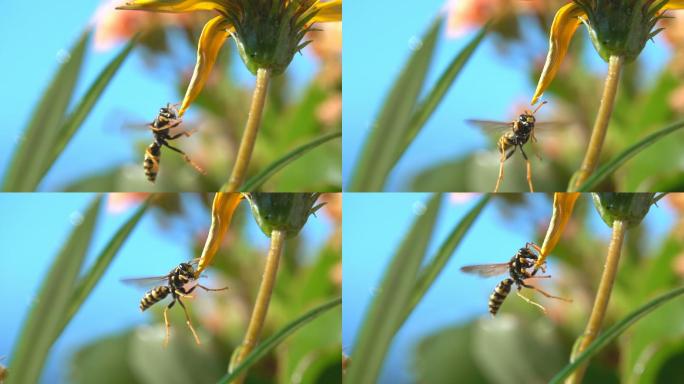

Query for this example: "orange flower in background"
[445,0,547,37]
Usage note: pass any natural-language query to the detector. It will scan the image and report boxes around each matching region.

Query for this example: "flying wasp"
[460,242,570,316]
[122,259,227,346]
[144,103,205,183]
[467,101,548,192]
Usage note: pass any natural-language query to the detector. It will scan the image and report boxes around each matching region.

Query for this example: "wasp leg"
[149,120,182,132]
[196,283,229,292]
[163,300,175,348]
[162,143,207,175]
[169,128,198,140]
[495,141,508,193]
[177,298,201,345]
[516,289,547,313]
[521,282,572,302]
[519,145,535,192]
[173,289,194,299]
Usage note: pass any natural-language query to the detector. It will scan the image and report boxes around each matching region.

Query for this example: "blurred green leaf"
[70,331,140,384]
[9,196,102,384]
[58,197,150,336]
[219,297,341,383]
[347,194,442,384]
[349,18,443,191]
[3,30,90,191]
[550,286,684,384]
[241,131,341,191]
[401,195,490,325]
[576,121,684,192]
[395,23,489,164]
[413,323,488,384]
[473,316,565,384]
[129,324,226,384]
[37,36,139,190]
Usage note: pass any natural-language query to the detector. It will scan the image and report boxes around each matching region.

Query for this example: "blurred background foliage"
[343,193,684,383]
[345,0,684,191]
[2,193,341,383]
[1,1,341,191]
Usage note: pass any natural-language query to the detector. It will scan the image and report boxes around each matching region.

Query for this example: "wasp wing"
[466,119,513,134]
[460,262,510,277]
[120,275,169,288]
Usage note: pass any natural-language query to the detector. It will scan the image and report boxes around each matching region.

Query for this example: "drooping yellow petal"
[312,0,342,23]
[178,16,233,116]
[663,0,684,10]
[535,192,580,269]
[197,192,244,274]
[116,0,227,13]
[531,2,586,105]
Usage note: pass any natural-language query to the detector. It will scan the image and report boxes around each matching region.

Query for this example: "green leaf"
[549,285,684,384]
[241,131,341,191]
[58,197,150,336]
[346,194,442,384]
[400,195,490,326]
[576,120,684,192]
[348,18,443,191]
[8,196,103,384]
[395,23,489,164]
[218,297,341,383]
[36,36,139,190]
[3,31,90,191]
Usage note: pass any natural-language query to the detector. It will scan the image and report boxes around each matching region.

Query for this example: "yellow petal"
[531,2,586,105]
[197,192,244,274]
[178,16,233,116]
[663,0,684,10]
[535,192,580,269]
[312,0,342,23]
[116,0,227,13]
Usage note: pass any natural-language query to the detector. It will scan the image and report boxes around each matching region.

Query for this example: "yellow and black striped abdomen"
[488,278,513,316]
[140,285,170,311]
[144,143,161,182]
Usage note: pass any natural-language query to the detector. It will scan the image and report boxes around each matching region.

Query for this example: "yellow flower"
[532,0,681,105]
[196,192,244,274]
[116,0,342,116]
[535,192,580,269]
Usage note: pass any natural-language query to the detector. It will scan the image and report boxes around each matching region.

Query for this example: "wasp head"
[518,113,536,129]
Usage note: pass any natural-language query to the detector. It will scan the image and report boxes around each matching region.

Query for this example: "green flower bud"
[592,193,655,229]
[246,193,322,238]
[575,0,667,62]
[226,0,319,75]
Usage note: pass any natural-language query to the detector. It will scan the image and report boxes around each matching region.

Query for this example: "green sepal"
[591,193,655,229]
[246,193,321,238]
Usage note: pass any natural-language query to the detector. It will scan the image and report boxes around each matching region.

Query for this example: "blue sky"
[342,193,674,383]
[342,0,670,190]
[0,1,319,190]
[0,193,333,383]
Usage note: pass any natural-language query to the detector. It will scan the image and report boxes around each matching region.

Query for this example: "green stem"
[231,229,285,383]
[567,219,627,384]
[227,68,271,192]
[571,55,623,191]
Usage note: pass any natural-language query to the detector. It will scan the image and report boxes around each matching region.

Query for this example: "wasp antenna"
[532,100,548,114]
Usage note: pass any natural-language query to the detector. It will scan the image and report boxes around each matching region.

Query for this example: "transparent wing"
[120,275,169,288]
[466,119,513,134]
[460,262,510,277]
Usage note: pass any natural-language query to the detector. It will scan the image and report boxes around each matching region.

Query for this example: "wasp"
[467,101,548,192]
[122,259,228,346]
[144,103,205,183]
[460,242,570,316]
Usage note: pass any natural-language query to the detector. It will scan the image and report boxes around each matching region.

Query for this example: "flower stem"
[226,68,271,192]
[567,219,627,384]
[231,229,285,383]
[570,55,623,191]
